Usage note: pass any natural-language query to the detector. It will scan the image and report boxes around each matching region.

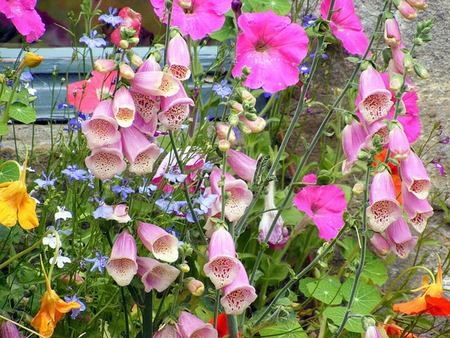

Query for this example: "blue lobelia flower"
[35,171,57,189]
[62,165,88,183]
[84,251,109,273]
[79,30,108,49]
[64,295,86,319]
[99,7,125,27]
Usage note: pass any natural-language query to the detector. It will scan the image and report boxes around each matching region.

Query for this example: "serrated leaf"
[0,122,8,135]
[259,320,308,338]
[323,307,365,333]
[9,102,36,124]
[0,161,21,183]
[209,16,236,41]
[248,0,291,16]
[341,279,382,314]
[306,276,342,305]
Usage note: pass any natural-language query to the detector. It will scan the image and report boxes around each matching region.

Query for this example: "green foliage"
[247,0,291,15]
[0,160,21,183]
[9,102,37,124]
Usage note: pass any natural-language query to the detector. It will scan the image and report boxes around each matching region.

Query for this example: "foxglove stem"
[226,314,239,338]
[2,66,25,124]
[142,290,153,338]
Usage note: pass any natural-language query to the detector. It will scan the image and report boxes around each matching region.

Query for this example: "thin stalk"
[120,287,131,338]
[142,290,154,338]
[226,314,239,338]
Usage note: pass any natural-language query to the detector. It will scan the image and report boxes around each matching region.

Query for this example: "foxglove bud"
[384,18,402,47]
[94,59,116,73]
[406,0,427,10]
[414,63,429,79]
[218,139,230,152]
[188,279,205,296]
[119,63,135,80]
[396,1,417,20]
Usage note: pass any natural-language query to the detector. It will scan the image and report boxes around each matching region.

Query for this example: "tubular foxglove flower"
[203,226,241,289]
[154,323,182,338]
[113,87,136,127]
[365,326,383,338]
[208,167,253,222]
[106,230,138,286]
[167,33,191,81]
[139,54,161,72]
[177,311,218,338]
[131,110,158,138]
[341,120,369,174]
[258,181,289,249]
[384,18,402,47]
[366,170,402,232]
[220,261,257,315]
[137,222,179,262]
[357,66,393,124]
[120,126,160,175]
[158,80,194,130]
[226,149,257,183]
[131,89,160,123]
[399,151,431,199]
[370,233,391,255]
[85,141,127,180]
[82,100,121,148]
[385,217,418,259]
[136,257,180,292]
[388,125,410,160]
[402,183,433,233]
[131,71,180,97]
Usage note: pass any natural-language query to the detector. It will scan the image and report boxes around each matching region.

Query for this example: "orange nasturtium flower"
[382,322,423,338]
[393,261,450,316]
[0,155,39,229]
[30,271,81,337]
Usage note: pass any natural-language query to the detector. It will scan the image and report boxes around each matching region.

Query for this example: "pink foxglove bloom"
[110,7,142,48]
[388,125,410,160]
[402,182,433,233]
[258,181,289,249]
[357,66,393,124]
[365,326,383,338]
[232,10,309,93]
[113,87,135,127]
[106,230,138,286]
[106,204,132,223]
[131,90,160,124]
[138,54,161,72]
[131,111,158,139]
[208,167,253,222]
[203,226,241,289]
[154,324,181,338]
[384,18,402,47]
[137,222,179,262]
[320,0,369,55]
[120,126,160,175]
[82,100,121,148]
[399,151,430,199]
[293,174,347,241]
[67,71,115,114]
[385,217,418,259]
[167,33,191,81]
[0,0,45,43]
[226,149,257,183]
[176,311,218,338]
[130,71,180,97]
[341,120,369,174]
[370,233,391,256]
[85,141,127,180]
[136,257,180,292]
[366,121,389,146]
[150,0,231,40]
[221,261,257,315]
[366,170,402,232]
[158,80,194,130]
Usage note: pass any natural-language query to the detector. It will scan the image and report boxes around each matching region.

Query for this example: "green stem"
[142,290,154,338]
[226,314,239,338]
[1,67,25,124]
[121,287,131,338]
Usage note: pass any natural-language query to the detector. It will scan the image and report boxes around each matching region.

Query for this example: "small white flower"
[50,250,72,268]
[42,232,60,249]
[55,206,73,221]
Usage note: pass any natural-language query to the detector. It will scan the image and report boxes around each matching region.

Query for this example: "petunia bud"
[188,279,205,296]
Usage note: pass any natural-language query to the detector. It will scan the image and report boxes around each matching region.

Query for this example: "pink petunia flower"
[293,174,347,241]
[150,0,231,40]
[320,0,369,55]
[0,0,45,43]
[232,10,309,93]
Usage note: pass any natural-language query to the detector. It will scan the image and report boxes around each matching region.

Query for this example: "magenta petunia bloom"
[232,10,309,93]
[293,174,347,241]
[320,0,369,55]
[150,0,231,40]
[0,0,45,43]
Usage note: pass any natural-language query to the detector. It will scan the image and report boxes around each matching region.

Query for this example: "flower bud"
[413,63,429,79]
[1,320,22,338]
[165,0,173,10]
[244,111,257,121]
[22,52,44,68]
[402,53,414,74]
[128,37,140,46]
[179,263,190,273]
[94,59,116,73]
[218,139,231,152]
[406,0,427,10]
[216,124,236,143]
[237,121,252,135]
[177,0,192,9]
[242,66,251,76]
[231,0,243,16]
[119,63,135,79]
[127,52,143,67]
[384,18,401,47]
[389,72,403,93]
[352,182,365,195]
[396,1,417,20]
[231,101,243,114]
[228,114,239,127]
[119,40,129,49]
[240,89,256,105]
[187,279,205,296]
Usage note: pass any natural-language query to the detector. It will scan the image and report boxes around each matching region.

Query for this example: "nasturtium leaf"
[248,0,291,16]
[299,277,316,297]
[260,255,290,285]
[341,279,382,314]
[259,320,308,338]
[209,16,236,41]
[306,276,342,305]
[9,102,36,124]
[323,307,365,333]
[0,160,21,183]
[363,254,388,286]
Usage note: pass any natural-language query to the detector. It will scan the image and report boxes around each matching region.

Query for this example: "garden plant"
[0,0,449,337]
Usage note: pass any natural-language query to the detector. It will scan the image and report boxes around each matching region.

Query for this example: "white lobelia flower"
[42,232,60,249]
[50,250,72,268]
[55,206,73,221]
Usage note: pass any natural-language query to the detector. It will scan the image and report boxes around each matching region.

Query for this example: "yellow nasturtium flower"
[0,154,39,230]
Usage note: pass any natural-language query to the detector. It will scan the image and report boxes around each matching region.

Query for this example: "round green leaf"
[0,161,21,183]
[9,102,37,124]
